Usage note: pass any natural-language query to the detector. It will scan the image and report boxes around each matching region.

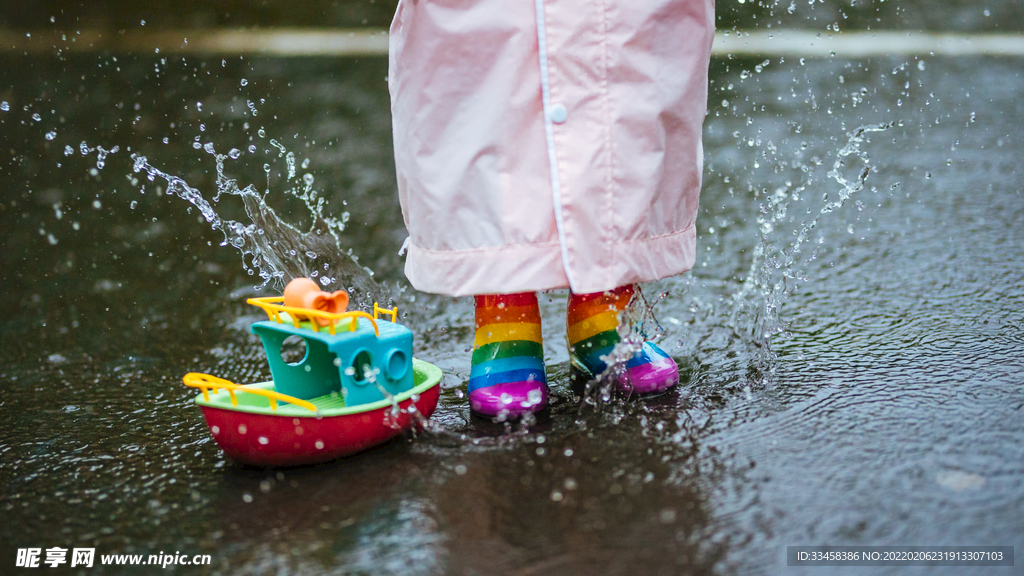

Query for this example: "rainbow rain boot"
[468,293,548,416]
[566,285,678,394]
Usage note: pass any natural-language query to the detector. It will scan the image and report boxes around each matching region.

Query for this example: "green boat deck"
[194,359,442,417]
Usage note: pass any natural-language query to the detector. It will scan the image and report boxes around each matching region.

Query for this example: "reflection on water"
[1,42,1023,576]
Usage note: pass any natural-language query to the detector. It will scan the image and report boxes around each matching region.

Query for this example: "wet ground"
[2,5,1023,576]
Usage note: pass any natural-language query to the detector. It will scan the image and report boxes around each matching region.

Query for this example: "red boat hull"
[199,384,440,466]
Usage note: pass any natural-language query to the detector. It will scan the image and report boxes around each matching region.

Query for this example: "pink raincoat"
[389,0,715,296]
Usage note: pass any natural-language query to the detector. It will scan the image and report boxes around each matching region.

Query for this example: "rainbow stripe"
[567,285,679,393]
[566,285,633,374]
[469,293,547,395]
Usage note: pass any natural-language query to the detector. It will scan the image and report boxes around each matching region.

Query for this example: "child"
[388,0,715,416]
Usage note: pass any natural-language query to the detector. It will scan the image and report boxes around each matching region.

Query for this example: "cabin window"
[280,335,309,366]
[351,350,374,382]
[386,349,408,381]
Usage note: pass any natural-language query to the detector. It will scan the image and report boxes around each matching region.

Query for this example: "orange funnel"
[283,277,349,326]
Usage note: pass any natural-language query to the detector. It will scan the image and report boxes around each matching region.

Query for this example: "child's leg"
[469,292,548,416]
[567,285,678,394]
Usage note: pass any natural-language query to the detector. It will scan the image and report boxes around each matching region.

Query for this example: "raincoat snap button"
[549,103,568,124]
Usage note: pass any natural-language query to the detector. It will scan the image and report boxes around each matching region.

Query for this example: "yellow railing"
[247,296,379,336]
[183,372,320,413]
[373,302,399,322]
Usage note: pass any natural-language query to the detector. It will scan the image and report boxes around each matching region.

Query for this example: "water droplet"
[527,388,543,405]
[64,145,73,156]
[454,464,467,475]
[242,493,253,503]
[240,78,248,86]
[32,113,42,122]
[314,440,324,450]
[0,101,8,111]
[302,173,314,186]
[285,151,296,179]
[196,101,202,112]
[258,436,269,445]
[258,127,266,138]
[237,424,247,434]
[203,142,215,154]
[917,60,926,71]
[45,130,57,141]
[228,148,241,159]
[192,141,201,149]
[248,144,256,154]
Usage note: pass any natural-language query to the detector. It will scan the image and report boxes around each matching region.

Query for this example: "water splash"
[575,286,669,411]
[128,139,381,306]
[356,362,439,435]
[574,123,893,402]
[731,122,892,377]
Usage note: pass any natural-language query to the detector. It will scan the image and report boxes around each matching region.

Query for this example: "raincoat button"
[549,103,568,124]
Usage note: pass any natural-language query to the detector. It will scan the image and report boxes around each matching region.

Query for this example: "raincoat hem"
[403,220,696,297]
[404,241,568,297]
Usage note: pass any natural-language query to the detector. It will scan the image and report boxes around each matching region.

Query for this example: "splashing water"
[575,286,669,412]
[355,362,439,436]
[730,122,892,379]
[577,123,893,401]
[128,139,382,306]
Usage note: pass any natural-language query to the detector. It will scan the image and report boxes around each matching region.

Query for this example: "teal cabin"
[251,317,414,408]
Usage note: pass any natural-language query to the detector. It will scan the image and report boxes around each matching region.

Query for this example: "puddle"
[1,8,1023,575]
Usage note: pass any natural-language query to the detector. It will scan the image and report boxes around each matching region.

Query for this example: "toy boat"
[184,281,442,466]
